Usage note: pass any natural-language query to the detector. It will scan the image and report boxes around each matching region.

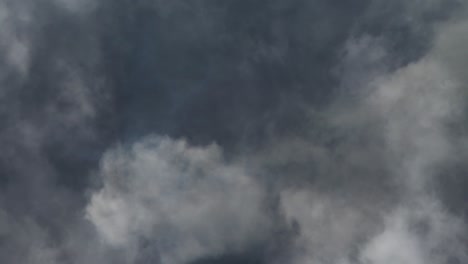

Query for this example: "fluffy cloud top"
[87,136,271,264]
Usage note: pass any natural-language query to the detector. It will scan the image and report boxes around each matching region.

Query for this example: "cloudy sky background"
[0,0,468,263]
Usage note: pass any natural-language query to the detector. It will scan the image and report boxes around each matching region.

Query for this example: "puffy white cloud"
[356,16,468,264]
[86,136,272,264]
[361,199,467,264]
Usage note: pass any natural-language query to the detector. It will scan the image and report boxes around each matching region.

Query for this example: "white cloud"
[86,136,272,264]
[361,199,467,264]
[276,6,468,264]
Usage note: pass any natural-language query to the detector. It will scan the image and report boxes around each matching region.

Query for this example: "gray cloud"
[0,0,467,264]
[274,8,468,263]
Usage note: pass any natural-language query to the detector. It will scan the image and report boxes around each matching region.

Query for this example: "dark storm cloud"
[99,0,373,148]
[0,0,467,264]
[0,1,112,263]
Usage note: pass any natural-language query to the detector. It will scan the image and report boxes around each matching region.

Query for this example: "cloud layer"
[0,0,467,264]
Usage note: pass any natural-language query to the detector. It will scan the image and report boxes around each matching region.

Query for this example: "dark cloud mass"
[1,0,468,263]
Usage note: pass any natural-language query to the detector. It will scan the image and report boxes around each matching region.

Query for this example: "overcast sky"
[0,0,468,263]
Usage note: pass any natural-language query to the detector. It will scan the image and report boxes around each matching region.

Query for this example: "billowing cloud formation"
[276,10,468,264]
[361,200,467,264]
[87,136,271,263]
